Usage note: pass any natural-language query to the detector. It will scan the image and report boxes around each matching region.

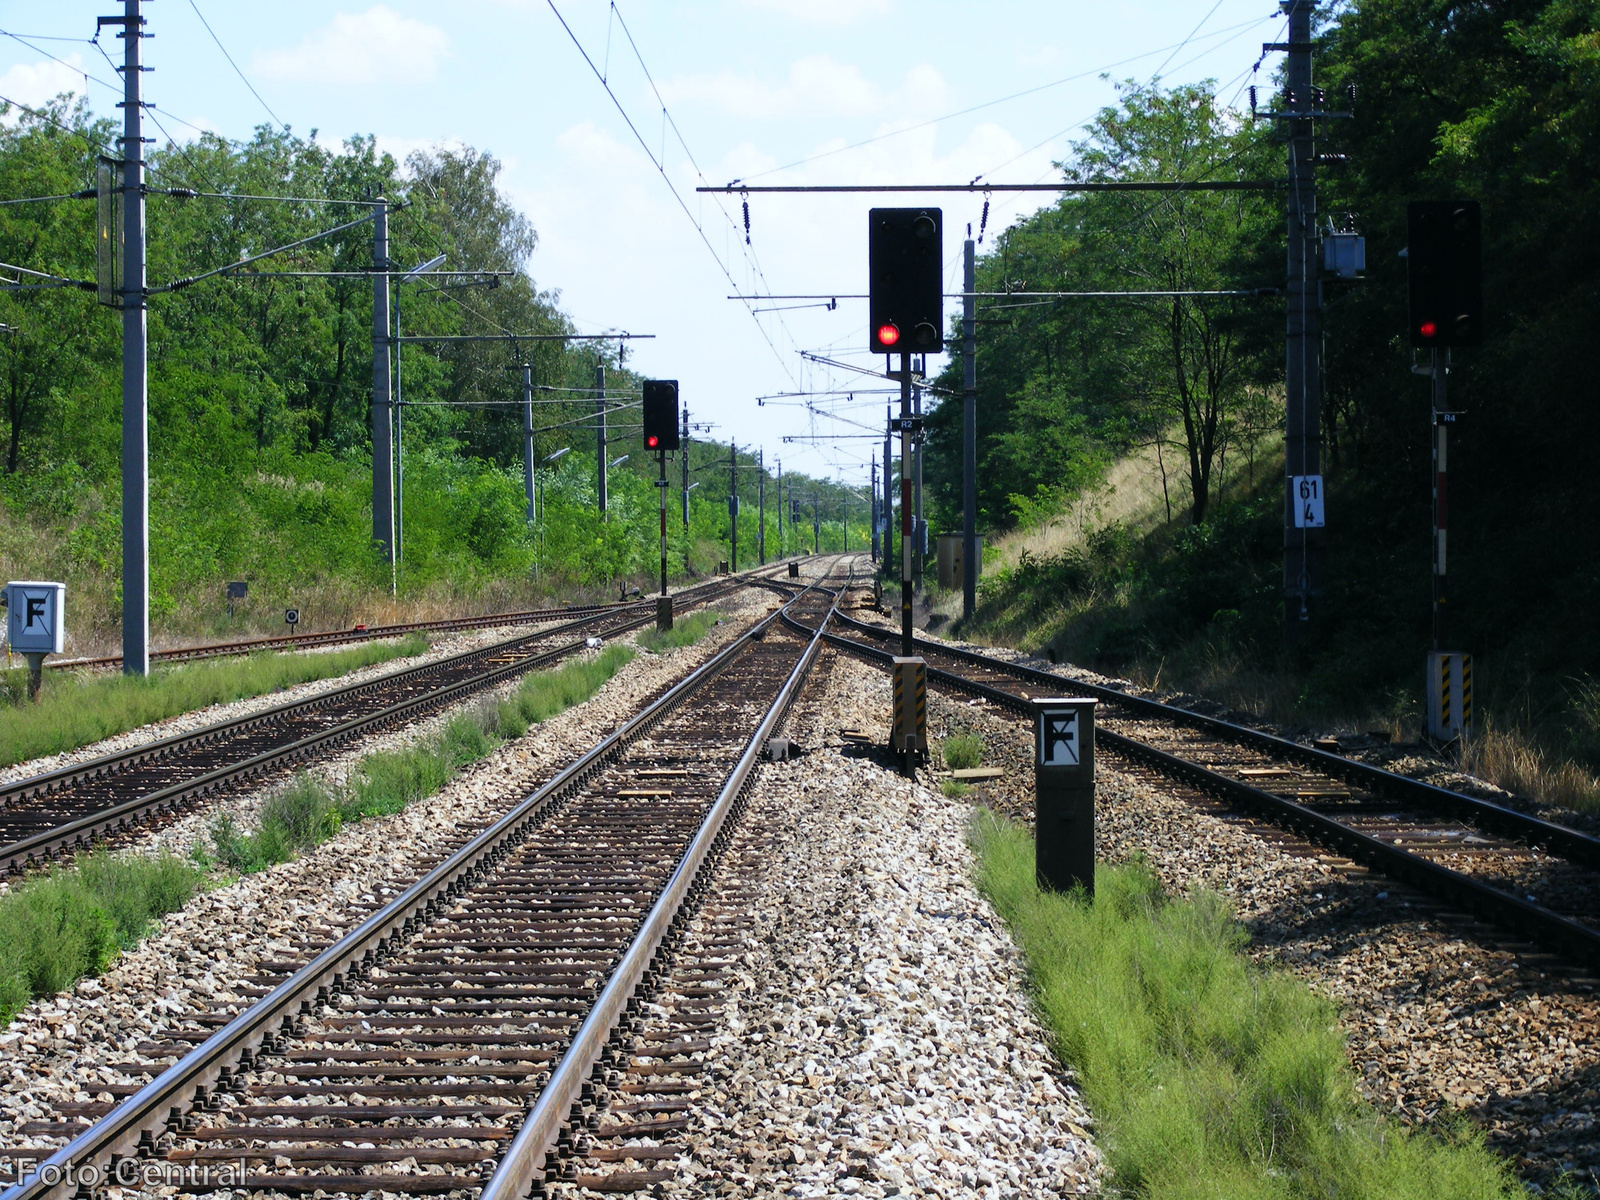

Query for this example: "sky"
[0,0,1287,491]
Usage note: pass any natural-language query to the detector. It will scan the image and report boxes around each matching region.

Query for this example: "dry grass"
[1460,719,1600,815]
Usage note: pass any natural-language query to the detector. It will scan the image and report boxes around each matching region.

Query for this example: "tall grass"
[971,812,1531,1200]
[636,611,721,654]
[0,851,206,1024]
[212,644,637,871]
[0,634,429,770]
[1460,718,1600,815]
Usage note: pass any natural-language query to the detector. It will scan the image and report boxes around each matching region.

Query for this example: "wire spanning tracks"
[0,580,744,874]
[802,611,1600,969]
[0,572,843,1200]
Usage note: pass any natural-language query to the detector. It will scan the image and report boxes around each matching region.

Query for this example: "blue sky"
[1,0,1286,490]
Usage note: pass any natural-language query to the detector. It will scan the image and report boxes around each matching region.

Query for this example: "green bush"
[493,643,635,737]
[212,773,342,873]
[637,611,720,653]
[971,812,1528,1200]
[0,851,205,1024]
[941,730,985,770]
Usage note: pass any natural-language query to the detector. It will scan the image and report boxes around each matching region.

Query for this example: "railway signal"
[868,208,943,354]
[1407,201,1483,348]
[641,380,680,450]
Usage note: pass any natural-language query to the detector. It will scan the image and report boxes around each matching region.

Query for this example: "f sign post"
[1032,697,1097,897]
[5,580,65,702]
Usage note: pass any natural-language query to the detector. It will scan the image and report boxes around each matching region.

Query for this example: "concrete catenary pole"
[883,407,893,580]
[758,448,766,564]
[372,200,395,569]
[595,365,607,515]
[116,0,149,675]
[680,407,690,529]
[729,441,738,571]
[521,365,535,521]
[913,377,924,586]
[962,238,978,620]
[775,458,783,555]
[870,453,880,562]
[1282,0,1323,638]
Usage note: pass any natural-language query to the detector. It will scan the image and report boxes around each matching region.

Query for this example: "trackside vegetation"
[637,611,722,654]
[210,644,635,873]
[0,851,206,1024]
[970,812,1541,1200]
[0,635,429,770]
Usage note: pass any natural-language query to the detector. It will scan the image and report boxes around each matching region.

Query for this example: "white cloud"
[740,0,892,25]
[0,55,86,111]
[659,56,949,121]
[374,134,473,172]
[252,7,451,86]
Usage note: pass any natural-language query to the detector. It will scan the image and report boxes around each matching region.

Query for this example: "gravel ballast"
[906,663,1600,1189]
[561,647,1101,1199]
[0,589,781,1151]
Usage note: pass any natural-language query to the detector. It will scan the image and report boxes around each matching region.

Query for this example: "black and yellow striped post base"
[891,656,928,778]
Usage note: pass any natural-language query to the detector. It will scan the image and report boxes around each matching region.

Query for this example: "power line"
[184,0,286,131]
[544,0,800,388]
[732,15,1275,186]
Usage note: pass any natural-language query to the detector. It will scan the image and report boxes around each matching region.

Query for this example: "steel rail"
[45,603,620,671]
[799,619,1600,969]
[481,569,841,1200]
[0,576,756,871]
[0,568,842,1200]
[827,611,1600,869]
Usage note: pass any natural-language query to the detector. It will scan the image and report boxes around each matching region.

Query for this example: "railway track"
[0,563,847,1200]
[0,575,753,875]
[44,603,624,673]
[788,604,1600,970]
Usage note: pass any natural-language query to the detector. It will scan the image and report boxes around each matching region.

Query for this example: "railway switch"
[891,656,928,775]
[1032,696,1098,898]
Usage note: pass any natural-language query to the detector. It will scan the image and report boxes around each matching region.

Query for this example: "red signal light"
[1418,320,1438,339]
[876,322,901,347]
[646,434,660,448]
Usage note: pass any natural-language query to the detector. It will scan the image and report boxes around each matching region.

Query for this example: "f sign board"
[5,581,65,654]
[1040,709,1080,766]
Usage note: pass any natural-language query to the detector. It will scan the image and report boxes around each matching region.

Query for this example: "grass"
[940,779,972,799]
[637,610,722,654]
[0,634,430,770]
[970,811,1535,1200]
[0,850,206,1024]
[1459,718,1600,815]
[941,730,985,770]
[211,643,637,872]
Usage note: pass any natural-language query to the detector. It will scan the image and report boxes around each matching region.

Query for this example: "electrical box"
[935,535,983,590]
[5,581,65,654]
[1426,651,1472,743]
[1032,697,1097,897]
[1322,232,1365,278]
